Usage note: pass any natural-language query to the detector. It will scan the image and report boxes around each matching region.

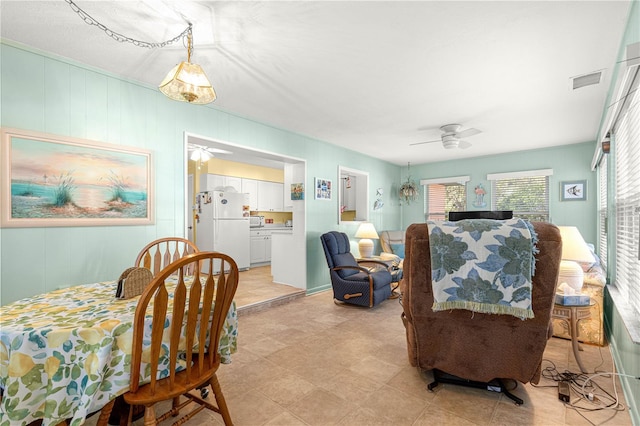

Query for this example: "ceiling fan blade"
[458,140,472,149]
[207,147,233,154]
[454,128,481,139]
[188,144,233,155]
[410,139,441,146]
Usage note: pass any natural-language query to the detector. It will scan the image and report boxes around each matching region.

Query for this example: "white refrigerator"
[196,191,251,272]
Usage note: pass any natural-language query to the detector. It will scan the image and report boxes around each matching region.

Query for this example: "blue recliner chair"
[320,231,392,307]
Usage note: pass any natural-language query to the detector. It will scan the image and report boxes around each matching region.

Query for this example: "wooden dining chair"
[98,252,239,425]
[135,237,199,276]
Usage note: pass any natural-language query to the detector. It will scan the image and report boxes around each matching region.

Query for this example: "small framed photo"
[291,183,304,200]
[314,177,332,200]
[561,180,587,201]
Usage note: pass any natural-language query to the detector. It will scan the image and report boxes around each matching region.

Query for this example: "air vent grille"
[572,71,602,90]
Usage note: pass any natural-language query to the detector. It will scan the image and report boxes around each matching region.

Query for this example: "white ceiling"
[0,1,632,166]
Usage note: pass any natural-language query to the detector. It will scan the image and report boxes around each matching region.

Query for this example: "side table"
[357,256,403,298]
[551,301,595,373]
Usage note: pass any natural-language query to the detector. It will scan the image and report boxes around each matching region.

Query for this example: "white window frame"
[597,155,608,272]
[611,72,640,320]
[421,176,470,221]
[487,169,553,222]
[594,42,640,343]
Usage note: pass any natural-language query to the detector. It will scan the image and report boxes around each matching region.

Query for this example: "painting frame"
[1,127,154,228]
[291,183,304,200]
[314,177,332,200]
[560,180,587,201]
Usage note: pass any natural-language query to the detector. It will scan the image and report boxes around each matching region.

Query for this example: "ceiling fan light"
[442,135,459,149]
[190,148,202,161]
[159,62,217,105]
[189,147,213,162]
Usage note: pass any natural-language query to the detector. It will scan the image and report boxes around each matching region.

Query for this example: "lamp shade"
[159,61,216,105]
[557,226,594,292]
[355,222,379,240]
[558,226,594,263]
[355,223,378,258]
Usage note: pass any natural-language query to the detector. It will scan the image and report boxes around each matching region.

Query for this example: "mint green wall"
[400,142,598,243]
[0,42,401,304]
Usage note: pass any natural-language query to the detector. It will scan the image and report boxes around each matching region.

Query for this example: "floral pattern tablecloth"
[0,279,238,426]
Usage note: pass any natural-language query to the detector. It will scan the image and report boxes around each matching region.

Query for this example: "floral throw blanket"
[427,218,538,320]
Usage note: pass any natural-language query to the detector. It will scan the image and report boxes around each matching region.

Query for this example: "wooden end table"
[357,256,402,298]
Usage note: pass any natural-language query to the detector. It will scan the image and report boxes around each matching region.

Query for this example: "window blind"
[489,171,551,222]
[613,78,640,316]
[423,181,467,221]
[598,155,608,271]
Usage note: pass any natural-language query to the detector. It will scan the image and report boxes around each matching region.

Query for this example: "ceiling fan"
[410,124,482,149]
[187,143,232,162]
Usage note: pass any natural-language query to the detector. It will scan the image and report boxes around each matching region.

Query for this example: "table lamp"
[355,222,379,258]
[557,226,595,292]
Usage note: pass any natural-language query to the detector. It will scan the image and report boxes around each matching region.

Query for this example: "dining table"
[0,278,238,426]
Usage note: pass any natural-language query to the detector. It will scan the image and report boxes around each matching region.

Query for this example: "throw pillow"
[390,243,405,259]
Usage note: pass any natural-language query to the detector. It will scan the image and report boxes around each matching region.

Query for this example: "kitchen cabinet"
[271,231,297,286]
[242,178,259,210]
[283,164,293,211]
[200,174,242,193]
[250,229,272,264]
[257,181,284,211]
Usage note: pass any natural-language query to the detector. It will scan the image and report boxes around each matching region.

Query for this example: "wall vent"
[571,71,602,90]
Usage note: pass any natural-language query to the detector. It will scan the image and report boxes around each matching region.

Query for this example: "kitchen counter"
[251,225,293,231]
[249,226,292,267]
[271,231,301,287]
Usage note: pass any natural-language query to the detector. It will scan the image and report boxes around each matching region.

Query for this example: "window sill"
[606,285,640,345]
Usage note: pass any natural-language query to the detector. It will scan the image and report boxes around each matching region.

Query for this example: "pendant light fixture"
[159,24,216,105]
[64,0,216,105]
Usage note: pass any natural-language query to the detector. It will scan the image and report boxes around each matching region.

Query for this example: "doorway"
[183,132,307,311]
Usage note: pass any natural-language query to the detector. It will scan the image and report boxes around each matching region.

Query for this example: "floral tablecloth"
[0,279,238,426]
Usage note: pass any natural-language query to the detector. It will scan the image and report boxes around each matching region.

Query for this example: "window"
[597,155,608,271]
[421,176,469,221]
[613,75,640,316]
[487,169,553,222]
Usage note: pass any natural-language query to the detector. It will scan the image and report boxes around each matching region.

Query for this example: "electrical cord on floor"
[534,359,640,425]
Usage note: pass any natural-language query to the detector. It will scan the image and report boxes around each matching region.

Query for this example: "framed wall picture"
[314,177,332,200]
[1,127,154,227]
[560,180,587,201]
[291,183,304,200]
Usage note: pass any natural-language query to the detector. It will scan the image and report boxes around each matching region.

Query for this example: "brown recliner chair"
[401,221,562,403]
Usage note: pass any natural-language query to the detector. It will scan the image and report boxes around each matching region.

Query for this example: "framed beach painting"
[1,128,154,228]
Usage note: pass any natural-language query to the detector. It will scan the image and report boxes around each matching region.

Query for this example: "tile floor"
[87,285,633,426]
[234,266,305,314]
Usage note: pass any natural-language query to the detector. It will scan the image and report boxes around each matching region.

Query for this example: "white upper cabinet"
[258,181,284,211]
[202,174,284,212]
[241,178,259,210]
[200,174,242,193]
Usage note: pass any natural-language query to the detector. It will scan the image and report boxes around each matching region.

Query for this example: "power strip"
[558,381,570,402]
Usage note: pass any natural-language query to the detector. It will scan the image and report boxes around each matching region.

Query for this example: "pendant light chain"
[64,0,191,49]
[187,29,193,63]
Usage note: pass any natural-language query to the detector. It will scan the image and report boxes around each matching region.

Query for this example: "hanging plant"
[399,163,419,204]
